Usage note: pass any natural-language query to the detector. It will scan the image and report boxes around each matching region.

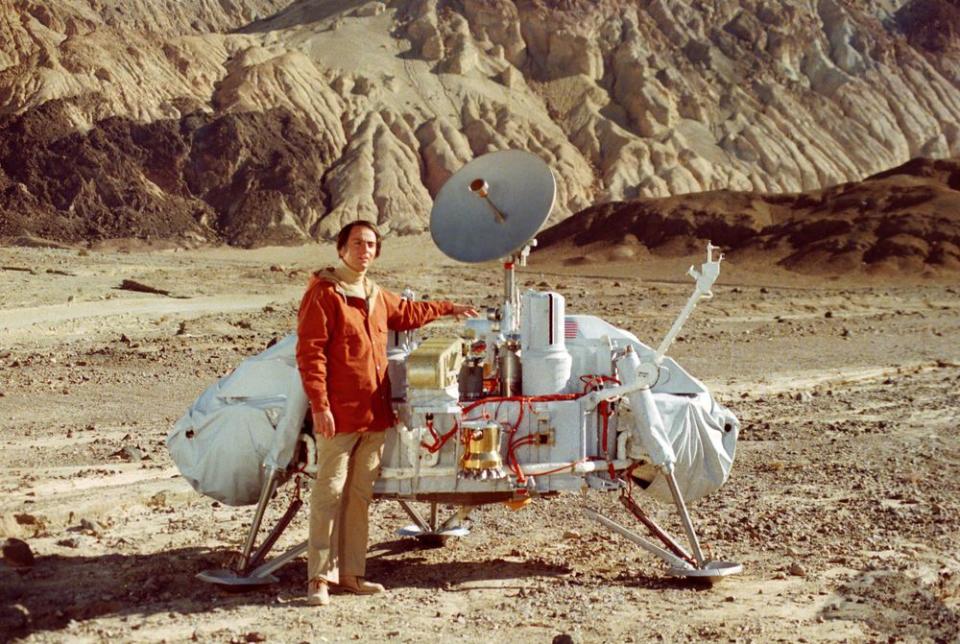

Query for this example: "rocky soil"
[1,239,958,642]
[2,0,960,245]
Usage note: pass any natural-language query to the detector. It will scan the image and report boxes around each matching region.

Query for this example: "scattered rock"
[2,538,35,569]
[112,445,144,462]
[789,562,806,577]
[117,279,172,296]
[70,518,103,537]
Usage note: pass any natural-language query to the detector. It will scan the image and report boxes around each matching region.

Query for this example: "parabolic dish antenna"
[430,150,556,263]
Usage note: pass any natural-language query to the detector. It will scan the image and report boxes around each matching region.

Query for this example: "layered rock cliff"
[0,0,958,246]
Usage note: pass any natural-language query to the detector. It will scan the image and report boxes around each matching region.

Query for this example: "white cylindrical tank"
[521,291,572,395]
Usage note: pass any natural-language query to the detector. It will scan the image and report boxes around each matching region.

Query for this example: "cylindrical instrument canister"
[499,339,522,396]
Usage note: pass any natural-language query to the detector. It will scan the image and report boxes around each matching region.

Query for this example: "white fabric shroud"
[166,334,308,506]
[625,391,739,504]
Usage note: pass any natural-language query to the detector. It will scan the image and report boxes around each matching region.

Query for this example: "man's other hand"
[313,409,336,439]
[451,304,479,320]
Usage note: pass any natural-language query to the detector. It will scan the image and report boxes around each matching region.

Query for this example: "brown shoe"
[338,575,385,595]
[306,579,330,606]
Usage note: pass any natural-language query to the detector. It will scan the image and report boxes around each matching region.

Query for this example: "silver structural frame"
[196,472,475,587]
[198,461,739,587]
[583,465,742,580]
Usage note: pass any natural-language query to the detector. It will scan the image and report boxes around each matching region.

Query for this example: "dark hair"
[336,220,382,258]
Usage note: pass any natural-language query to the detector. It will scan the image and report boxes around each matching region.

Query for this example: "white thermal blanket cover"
[630,391,739,504]
[166,334,308,506]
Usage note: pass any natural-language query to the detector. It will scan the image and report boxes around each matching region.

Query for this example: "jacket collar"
[312,266,380,315]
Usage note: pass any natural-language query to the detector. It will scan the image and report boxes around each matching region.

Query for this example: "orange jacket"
[296,271,455,434]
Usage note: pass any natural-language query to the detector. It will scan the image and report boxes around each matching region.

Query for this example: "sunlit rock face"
[1,0,958,246]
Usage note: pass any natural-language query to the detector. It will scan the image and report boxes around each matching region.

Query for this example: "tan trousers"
[307,430,385,585]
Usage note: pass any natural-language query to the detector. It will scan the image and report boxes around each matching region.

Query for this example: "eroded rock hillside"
[0,0,958,246]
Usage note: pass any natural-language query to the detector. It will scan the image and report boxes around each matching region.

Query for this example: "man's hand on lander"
[313,409,336,439]
[451,304,479,321]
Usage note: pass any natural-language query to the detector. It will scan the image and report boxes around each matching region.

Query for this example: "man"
[296,220,476,606]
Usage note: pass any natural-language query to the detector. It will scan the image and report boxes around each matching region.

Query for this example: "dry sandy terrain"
[1,237,959,642]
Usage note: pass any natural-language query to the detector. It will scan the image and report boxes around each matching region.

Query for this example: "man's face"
[340,225,378,272]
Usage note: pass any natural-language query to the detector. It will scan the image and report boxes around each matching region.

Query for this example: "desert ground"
[1,236,958,643]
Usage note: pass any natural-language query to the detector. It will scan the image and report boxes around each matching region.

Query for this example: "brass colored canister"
[460,422,505,479]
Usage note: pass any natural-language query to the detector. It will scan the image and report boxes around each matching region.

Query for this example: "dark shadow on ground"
[0,547,278,641]
[0,534,706,639]
[236,0,371,34]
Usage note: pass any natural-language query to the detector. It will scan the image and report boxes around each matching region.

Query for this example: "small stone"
[789,562,806,577]
[552,635,576,644]
[112,445,143,462]
[14,513,40,526]
[562,530,581,540]
[57,537,80,548]
[245,632,267,643]
[824,310,833,318]
[269,265,285,272]
[2,538,35,569]
[794,391,813,403]
[73,518,103,537]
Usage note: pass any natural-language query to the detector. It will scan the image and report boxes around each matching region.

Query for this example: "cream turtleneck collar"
[333,259,372,301]
[334,258,365,285]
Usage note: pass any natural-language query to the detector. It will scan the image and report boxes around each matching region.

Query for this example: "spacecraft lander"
[167,150,742,588]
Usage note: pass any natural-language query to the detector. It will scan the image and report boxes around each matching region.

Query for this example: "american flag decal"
[564,318,578,339]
